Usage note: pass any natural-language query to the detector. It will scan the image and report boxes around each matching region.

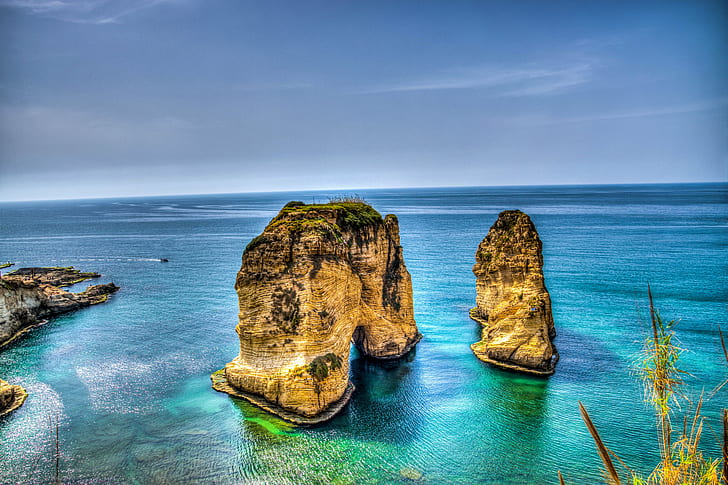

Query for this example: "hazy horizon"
[1,180,725,204]
[1,0,726,201]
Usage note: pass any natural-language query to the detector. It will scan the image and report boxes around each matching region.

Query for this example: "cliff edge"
[470,210,558,375]
[213,200,421,423]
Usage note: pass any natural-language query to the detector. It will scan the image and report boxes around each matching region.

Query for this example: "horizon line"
[1,180,726,204]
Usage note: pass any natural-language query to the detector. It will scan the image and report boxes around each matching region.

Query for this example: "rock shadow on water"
[476,369,552,480]
[222,346,431,485]
[484,368,551,421]
[324,345,425,445]
[547,325,624,385]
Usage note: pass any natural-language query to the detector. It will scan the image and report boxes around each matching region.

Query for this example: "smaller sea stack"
[470,210,558,375]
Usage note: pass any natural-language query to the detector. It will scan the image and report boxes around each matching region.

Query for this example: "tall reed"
[560,287,727,484]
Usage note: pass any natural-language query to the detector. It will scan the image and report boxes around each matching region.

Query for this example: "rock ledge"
[211,370,355,424]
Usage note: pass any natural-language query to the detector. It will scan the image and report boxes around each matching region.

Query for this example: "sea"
[0,183,726,484]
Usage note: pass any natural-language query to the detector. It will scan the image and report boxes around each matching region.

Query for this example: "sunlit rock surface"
[0,378,27,416]
[214,200,421,422]
[470,210,558,375]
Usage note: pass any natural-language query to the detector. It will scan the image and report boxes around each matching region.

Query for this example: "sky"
[0,0,726,201]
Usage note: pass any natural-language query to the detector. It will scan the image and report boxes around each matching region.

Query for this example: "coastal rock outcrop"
[470,210,558,375]
[0,378,27,417]
[0,267,119,347]
[213,200,421,423]
[6,267,102,287]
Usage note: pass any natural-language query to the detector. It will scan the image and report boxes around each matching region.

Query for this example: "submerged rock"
[0,267,120,347]
[470,210,558,375]
[0,378,27,416]
[400,467,424,481]
[214,200,421,423]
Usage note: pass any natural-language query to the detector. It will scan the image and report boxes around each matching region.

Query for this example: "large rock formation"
[213,200,421,423]
[0,267,119,347]
[0,378,27,417]
[470,210,558,375]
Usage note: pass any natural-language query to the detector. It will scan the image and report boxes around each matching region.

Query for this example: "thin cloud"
[362,63,593,97]
[0,0,70,13]
[0,0,184,24]
[510,98,728,126]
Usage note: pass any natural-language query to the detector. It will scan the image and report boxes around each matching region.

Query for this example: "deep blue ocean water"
[0,183,726,484]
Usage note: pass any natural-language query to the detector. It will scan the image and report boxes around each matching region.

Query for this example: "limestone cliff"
[0,267,119,347]
[0,378,27,417]
[470,210,558,375]
[214,200,421,423]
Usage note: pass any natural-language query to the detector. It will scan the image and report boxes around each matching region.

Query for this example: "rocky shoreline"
[5,267,103,287]
[0,266,119,416]
[0,266,120,348]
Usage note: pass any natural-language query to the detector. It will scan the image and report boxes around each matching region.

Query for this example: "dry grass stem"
[570,287,726,484]
[579,401,622,485]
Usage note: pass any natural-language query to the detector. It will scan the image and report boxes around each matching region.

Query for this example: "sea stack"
[213,200,421,423]
[0,378,27,417]
[470,210,557,375]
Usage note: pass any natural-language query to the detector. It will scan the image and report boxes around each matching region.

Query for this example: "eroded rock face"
[470,210,558,375]
[216,201,421,421]
[0,268,119,347]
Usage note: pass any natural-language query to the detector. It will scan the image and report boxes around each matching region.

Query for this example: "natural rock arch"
[212,200,421,423]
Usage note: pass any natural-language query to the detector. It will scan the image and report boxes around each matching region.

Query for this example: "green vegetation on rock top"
[495,210,527,231]
[243,201,383,253]
[279,201,382,227]
[269,201,381,231]
[245,234,270,252]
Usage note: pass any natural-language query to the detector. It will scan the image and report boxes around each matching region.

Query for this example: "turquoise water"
[0,184,726,484]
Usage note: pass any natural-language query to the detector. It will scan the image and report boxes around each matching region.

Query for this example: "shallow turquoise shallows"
[1,184,726,484]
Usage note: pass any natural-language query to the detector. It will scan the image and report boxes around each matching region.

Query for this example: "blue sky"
[0,0,726,200]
